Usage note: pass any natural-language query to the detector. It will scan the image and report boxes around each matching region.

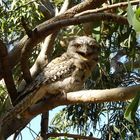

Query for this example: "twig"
[0,40,18,105]
[20,39,33,84]
[41,112,49,139]
[21,16,32,38]
[26,125,38,138]
[46,132,100,140]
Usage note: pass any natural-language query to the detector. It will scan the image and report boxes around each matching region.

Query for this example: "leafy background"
[0,0,140,139]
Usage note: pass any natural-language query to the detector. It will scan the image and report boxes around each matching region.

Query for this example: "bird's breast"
[45,71,84,94]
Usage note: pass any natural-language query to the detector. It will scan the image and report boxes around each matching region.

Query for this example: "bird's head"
[67,36,100,62]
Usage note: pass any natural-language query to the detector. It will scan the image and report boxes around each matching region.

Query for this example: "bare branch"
[76,0,140,16]
[59,0,71,14]
[20,38,34,84]
[28,84,139,116]
[0,40,18,104]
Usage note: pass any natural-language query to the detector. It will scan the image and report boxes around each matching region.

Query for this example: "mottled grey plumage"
[1,36,99,124]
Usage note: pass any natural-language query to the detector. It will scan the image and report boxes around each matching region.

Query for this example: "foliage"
[127,0,140,32]
[0,84,11,115]
[0,0,44,48]
[0,0,140,140]
[125,92,140,123]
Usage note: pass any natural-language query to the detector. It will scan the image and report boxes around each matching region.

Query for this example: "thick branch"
[24,13,128,46]
[28,84,139,117]
[20,39,33,84]
[0,40,18,104]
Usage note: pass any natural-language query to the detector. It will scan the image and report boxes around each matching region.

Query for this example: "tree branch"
[76,0,140,16]
[46,132,100,140]
[20,38,33,84]
[0,40,18,104]
[40,112,49,139]
[27,84,139,117]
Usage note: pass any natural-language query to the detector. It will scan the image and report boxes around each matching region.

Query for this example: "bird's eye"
[75,43,81,48]
[89,44,95,48]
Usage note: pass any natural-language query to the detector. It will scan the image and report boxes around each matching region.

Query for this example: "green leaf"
[132,14,140,32]
[113,126,120,133]
[11,0,17,10]
[135,7,140,22]
[127,0,134,26]
[0,0,2,5]
[124,92,140,123]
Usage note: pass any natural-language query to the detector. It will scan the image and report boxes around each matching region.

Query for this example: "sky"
[7,106,64,140]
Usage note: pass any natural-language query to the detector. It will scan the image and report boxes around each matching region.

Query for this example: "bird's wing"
[18,53,75,99]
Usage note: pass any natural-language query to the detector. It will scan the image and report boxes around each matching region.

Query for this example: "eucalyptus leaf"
[127,0,134,26]
[133,14,140,32]
[11,0,17,10]
[135,7,140,22]
[124,92,140,123]
[0,0,2,5]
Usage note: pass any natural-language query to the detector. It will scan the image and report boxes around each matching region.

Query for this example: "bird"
[0,36,99,124]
